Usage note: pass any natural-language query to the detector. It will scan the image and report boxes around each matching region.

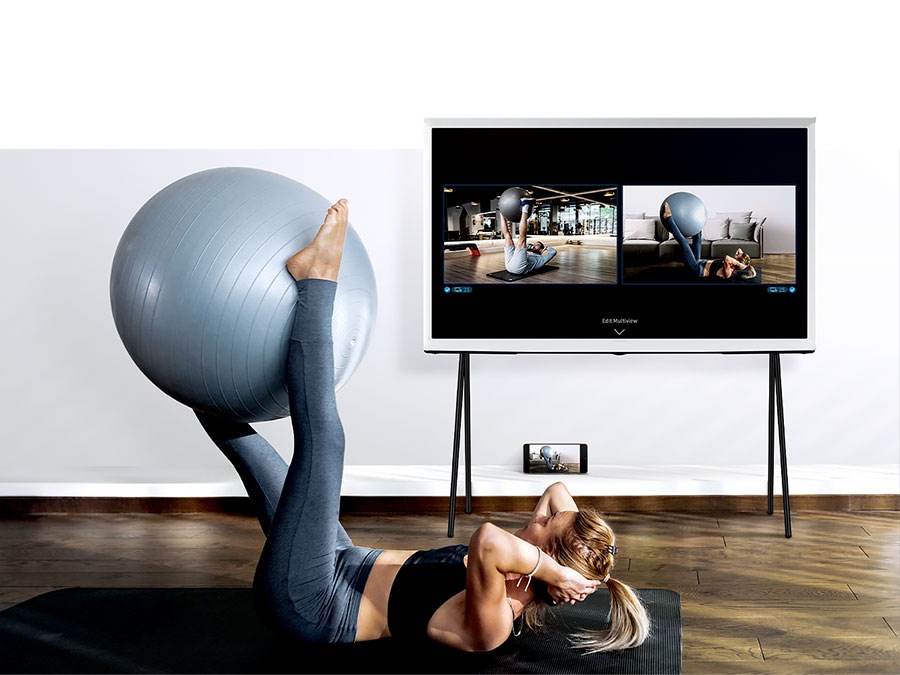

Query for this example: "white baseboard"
[1,464,896,498]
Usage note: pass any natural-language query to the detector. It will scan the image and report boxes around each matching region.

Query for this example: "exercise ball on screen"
[659,191,707,237]
[498,186,526,221]
[110,167,377,423]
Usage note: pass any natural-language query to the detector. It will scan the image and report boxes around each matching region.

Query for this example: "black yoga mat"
[486,265,559,282]
[0,587,681,674]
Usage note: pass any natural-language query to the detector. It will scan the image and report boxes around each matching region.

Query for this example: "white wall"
[624,185,796,252]
[0,1,897,496]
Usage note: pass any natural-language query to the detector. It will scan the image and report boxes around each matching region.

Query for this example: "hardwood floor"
[625,254,797,285]
[444,245,618,285]
[444,248,797,286]
[1,509,897,673]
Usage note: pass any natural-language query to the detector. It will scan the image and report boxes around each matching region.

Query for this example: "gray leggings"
[504,244,558,275]
[662,215,706,277]
[196,279,381,644]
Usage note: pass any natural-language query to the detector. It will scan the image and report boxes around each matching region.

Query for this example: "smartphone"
[523,443,588,474]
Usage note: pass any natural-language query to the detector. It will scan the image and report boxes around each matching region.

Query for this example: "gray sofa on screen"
[622,210,766,264]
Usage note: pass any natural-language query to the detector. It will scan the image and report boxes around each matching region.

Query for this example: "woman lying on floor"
[196,198,649,653]
[662,200,757,281]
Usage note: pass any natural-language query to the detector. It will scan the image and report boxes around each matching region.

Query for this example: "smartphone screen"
[523,443,588,474]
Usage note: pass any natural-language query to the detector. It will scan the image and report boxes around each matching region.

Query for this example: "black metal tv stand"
[446,352,793,538]
[768,352,792,538]
[447,353,472,537]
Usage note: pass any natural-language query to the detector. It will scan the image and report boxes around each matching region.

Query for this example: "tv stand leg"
[448,352,472,537]
[767,352,792,538]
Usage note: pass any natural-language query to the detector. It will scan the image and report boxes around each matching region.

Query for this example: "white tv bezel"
[423,117,815,355]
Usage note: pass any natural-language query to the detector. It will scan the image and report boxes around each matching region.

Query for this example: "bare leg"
[499,212,514,247]
[286,198,349,281]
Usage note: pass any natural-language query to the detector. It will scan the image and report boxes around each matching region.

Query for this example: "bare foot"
[662,201,671,219]
[286,199,349,281]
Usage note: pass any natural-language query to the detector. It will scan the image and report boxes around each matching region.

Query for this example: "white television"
[424,118,814,354]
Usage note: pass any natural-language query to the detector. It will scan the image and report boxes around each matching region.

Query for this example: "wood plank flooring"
[444,248,797,286]
[1,509,897,673]
[625,254,797,285]
[443,245,618,285]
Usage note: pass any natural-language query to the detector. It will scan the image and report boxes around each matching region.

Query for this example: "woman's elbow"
[468,522,507,562]
[548,480,569,495]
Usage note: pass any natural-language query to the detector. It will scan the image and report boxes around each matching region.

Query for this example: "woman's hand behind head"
[546,565,600,605]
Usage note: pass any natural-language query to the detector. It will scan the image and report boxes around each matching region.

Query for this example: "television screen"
[424,118,814,354]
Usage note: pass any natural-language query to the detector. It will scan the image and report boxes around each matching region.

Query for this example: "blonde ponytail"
[528,508,651,652]
[570,576,650,652]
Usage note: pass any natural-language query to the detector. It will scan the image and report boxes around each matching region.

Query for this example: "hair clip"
[605,544,618,557]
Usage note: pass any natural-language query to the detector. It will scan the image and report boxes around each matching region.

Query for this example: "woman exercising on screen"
[195,199,648,653]
[662,201,756,280]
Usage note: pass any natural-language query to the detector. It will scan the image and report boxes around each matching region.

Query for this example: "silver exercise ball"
[110,167,377,422]
[498,186,526,221]
[659,191,707,238]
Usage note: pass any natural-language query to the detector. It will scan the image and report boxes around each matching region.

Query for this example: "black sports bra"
[387,544,468,641]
